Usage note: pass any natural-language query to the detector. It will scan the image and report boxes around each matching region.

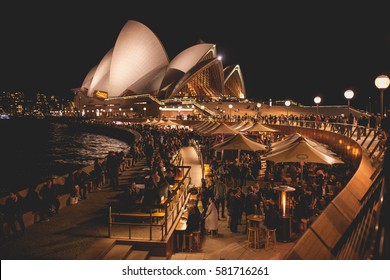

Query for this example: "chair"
[183,233,193,252]
[265,228,277,249]
[192,230,201,251]
[210,229,218,238]
[247,227,259,249]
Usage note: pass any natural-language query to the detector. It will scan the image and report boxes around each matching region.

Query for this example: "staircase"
[193,102,217,117]
[93,240,150,260]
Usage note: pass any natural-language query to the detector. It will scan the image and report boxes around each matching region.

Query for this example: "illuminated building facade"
[73,20,246,117]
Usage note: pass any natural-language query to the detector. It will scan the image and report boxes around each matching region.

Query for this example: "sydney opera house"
[73,20,246,118]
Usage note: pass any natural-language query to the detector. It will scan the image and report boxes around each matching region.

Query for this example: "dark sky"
[1,1,390,111]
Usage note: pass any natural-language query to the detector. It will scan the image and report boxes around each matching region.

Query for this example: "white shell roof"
[167,43,215,73]
[87,49,113,97]
[81,65,97,89]
[108,20,169,97]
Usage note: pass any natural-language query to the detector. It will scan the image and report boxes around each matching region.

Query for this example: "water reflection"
[0,121,129,195]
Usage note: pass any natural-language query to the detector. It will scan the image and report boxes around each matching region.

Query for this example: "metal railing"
[190,140,204,179]
[193,102,217,117]
[268,119,388,259]
[108,165,191,241]
[333,169,385,259]
[260,119,386,165]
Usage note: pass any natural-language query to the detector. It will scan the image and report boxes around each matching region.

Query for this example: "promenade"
[0,144,296,260]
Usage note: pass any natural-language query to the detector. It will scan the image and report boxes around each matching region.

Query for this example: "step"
[170,253,187,260]
[125,250,150,260]
[185,253,205,260]
[102,244,133,260]
[147,256,168,260]
[77,239,115,260]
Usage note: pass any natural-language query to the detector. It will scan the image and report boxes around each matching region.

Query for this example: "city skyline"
[1,2,390,111]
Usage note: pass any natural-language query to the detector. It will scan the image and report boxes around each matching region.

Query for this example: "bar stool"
[209,229,218,238]
[183,233,193,252]
[247,227,258,249]
[192,230,201,251]
[265,228,277,249]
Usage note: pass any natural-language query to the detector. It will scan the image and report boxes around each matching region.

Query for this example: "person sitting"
[142,181,160,213]
[39,179,60,219]
[5,192,26,237]
[185,206,201,235]
[264,202,280,230]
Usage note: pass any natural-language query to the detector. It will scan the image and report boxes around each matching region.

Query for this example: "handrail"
[269,120,386,259]
[193,102,217,117]
[260,119,385,164]
[190,139,204,179]
[333,169,384,259]
[108,165,191,241]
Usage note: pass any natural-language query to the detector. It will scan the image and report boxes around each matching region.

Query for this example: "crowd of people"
[1,109,388,245]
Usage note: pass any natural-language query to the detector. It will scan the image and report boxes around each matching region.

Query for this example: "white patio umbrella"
[213,133,268,159]
[241,122,280,133]
[205,123,238,136]
[264,136,343,181]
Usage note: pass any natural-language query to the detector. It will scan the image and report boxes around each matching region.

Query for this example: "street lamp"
[375,74,390,117]
[344,89,354,115]
[228,104,233,120]
[314,96,321,114]
[143,107,146,118]
[256,102,261,119]
[285,100,291,117]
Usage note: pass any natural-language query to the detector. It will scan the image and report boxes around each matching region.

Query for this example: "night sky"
[1,1,390,111]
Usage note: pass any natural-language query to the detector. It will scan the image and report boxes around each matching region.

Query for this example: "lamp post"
[344,90,354,115]
[285,100,291,116]
[375,74,390,117]
[256,102,261,119]
[314,96,321,114]
[143,107,146,118]
[228,104,233,120]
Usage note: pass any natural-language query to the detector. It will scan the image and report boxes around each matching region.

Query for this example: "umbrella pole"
[300,161,304,182]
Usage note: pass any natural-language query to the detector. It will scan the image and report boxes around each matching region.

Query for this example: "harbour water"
[0,118,130,196]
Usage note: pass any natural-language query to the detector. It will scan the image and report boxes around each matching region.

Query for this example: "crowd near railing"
[272,118,387,259]
[108,166,191,241]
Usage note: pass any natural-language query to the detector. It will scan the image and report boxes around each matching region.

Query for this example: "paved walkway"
[0,145,297,260]
[0,158,150,259]
[180,146,202,188]
[172,146,296,260]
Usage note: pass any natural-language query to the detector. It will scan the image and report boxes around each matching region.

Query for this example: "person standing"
[214,177,227,219]
[205,197,218,235]
[5,192,25,237]
[106,151,121,190]
[93,158,103,190]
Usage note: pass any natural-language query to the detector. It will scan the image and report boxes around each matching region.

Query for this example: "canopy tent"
[213,133,268,154]
[241,122,280,133]
[197,122,219,133]
[141,118,152,124]
[238,120,255,131]
[233,121,250,130]
[192,121,212,130]
[156,119,180,127]
[149,118,159,124]
[264,136,343,181]
[271,133,336,155]
[205,123,238,136]
[231,120,247,129]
